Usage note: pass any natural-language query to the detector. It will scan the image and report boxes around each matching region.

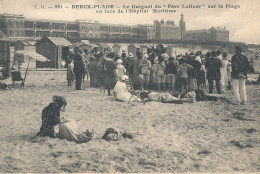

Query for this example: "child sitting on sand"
[37,96,93,143]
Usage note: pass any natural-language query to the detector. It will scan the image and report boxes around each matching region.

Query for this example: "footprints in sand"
[230,140,254,149]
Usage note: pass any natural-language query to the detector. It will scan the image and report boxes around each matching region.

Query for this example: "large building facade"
[0,13,229,42]
[154,20,181,40]
[185,26,229,42]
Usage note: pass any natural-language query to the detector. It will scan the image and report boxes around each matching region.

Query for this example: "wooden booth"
[127,44,141,57]
[74,40,98,55]
[140,45,149,54]
[95,43,112,53]
[35,36,72,69]
[112,44,121,54]
[0,40,10,78]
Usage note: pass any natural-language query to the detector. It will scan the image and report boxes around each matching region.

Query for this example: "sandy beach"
[0,70,259,173]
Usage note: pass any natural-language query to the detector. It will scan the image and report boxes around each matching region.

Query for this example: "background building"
[138,24,156,40]
[0,13,229,42]
[185,26,229,42]
[0,13,25,38]
[154,19,181,40]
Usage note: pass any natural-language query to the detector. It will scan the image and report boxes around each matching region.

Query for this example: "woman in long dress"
[37,96,93,143]
[113,75,140,102]
[220,52,228,91]
[104,55,117,96]
[67,59,75,86]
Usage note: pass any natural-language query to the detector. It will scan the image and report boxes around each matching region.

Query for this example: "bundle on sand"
[102,128,134,141]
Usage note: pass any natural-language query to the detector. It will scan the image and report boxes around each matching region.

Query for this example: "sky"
[0,0,259,44]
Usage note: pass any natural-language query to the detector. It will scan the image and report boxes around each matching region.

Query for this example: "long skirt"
[188,78,198,92]
[104,71,117,89]
[56,120,91,143]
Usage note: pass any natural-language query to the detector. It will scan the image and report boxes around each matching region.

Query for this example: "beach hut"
[35,36,72,69]
[140,45,149,54]
[0,40,10,78]
[127,44,142,57]
[73,40,98,55]
[112,44,121,53]
[167,44,177,57]
[95,43,112,53]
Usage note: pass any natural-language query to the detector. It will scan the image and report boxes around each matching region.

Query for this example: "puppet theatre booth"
[73,40,98,55]
[35,36,72,69]
[127,44,141,57]
[112,44,121,54]
[95,43,112,53]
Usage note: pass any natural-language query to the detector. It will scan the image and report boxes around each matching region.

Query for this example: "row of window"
[7,20,24,28]
[9,29,24,37]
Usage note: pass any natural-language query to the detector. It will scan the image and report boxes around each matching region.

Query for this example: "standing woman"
[157,56,166,92]
[152,56,159,90]
[67,59,75,86]
[220,52,228,91]
[104,53,117,96]
[98,53,106,94]
[73,47,86,90]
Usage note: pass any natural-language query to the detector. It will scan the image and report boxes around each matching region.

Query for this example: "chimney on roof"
[171,20,174,25]
[161,20,164,24]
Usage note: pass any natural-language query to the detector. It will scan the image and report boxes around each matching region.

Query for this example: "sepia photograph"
[0,0,259,173]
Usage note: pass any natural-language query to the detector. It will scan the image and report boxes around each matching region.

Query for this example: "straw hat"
[143,54,149,59]
[116,59,123,64]
[53,96,67,108]
[128,52,134,58]
[121,75,129,81]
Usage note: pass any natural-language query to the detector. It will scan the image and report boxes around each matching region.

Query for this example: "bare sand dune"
[0,71,259,173]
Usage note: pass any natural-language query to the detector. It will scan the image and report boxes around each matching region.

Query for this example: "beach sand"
[0,70,259,172]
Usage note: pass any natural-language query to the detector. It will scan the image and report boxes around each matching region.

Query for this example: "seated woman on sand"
[113,75,141,102]
[37,96,93,143]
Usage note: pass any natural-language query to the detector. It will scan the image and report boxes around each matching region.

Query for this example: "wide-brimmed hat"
[169,57,174,61]
[53,96,67,107]
[74,47,84,54]
[143,54,149,59]
[128,52,134,58]
[121,75,129,81]
[235,46,242,52]
[116,59,123,64]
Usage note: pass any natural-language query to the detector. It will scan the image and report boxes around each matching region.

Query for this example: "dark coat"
[37,103,61,137]
[73,54,86,77]
[122,57,134,75]
[231,53,250,79]
[104,59,117,89]
[165,61,178,74]
[205,57,222,80]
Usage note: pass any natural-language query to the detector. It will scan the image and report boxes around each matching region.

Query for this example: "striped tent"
[15,50,50,62]
[14,50,51,84]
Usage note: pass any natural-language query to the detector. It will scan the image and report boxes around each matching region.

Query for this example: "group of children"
[65,47,234,96]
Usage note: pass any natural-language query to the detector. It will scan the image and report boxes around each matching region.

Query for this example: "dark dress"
[87,60,99,87]
[37,103,60,137]
[98,60,106,86]
[74,54,86,90]
[104,59,117,89]
[205,57,222,93]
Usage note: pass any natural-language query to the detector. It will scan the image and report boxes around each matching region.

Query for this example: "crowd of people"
[36,45,252,143]
[63,45,251,105]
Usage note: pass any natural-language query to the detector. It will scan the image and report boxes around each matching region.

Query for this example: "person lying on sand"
[37,96,93,143]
